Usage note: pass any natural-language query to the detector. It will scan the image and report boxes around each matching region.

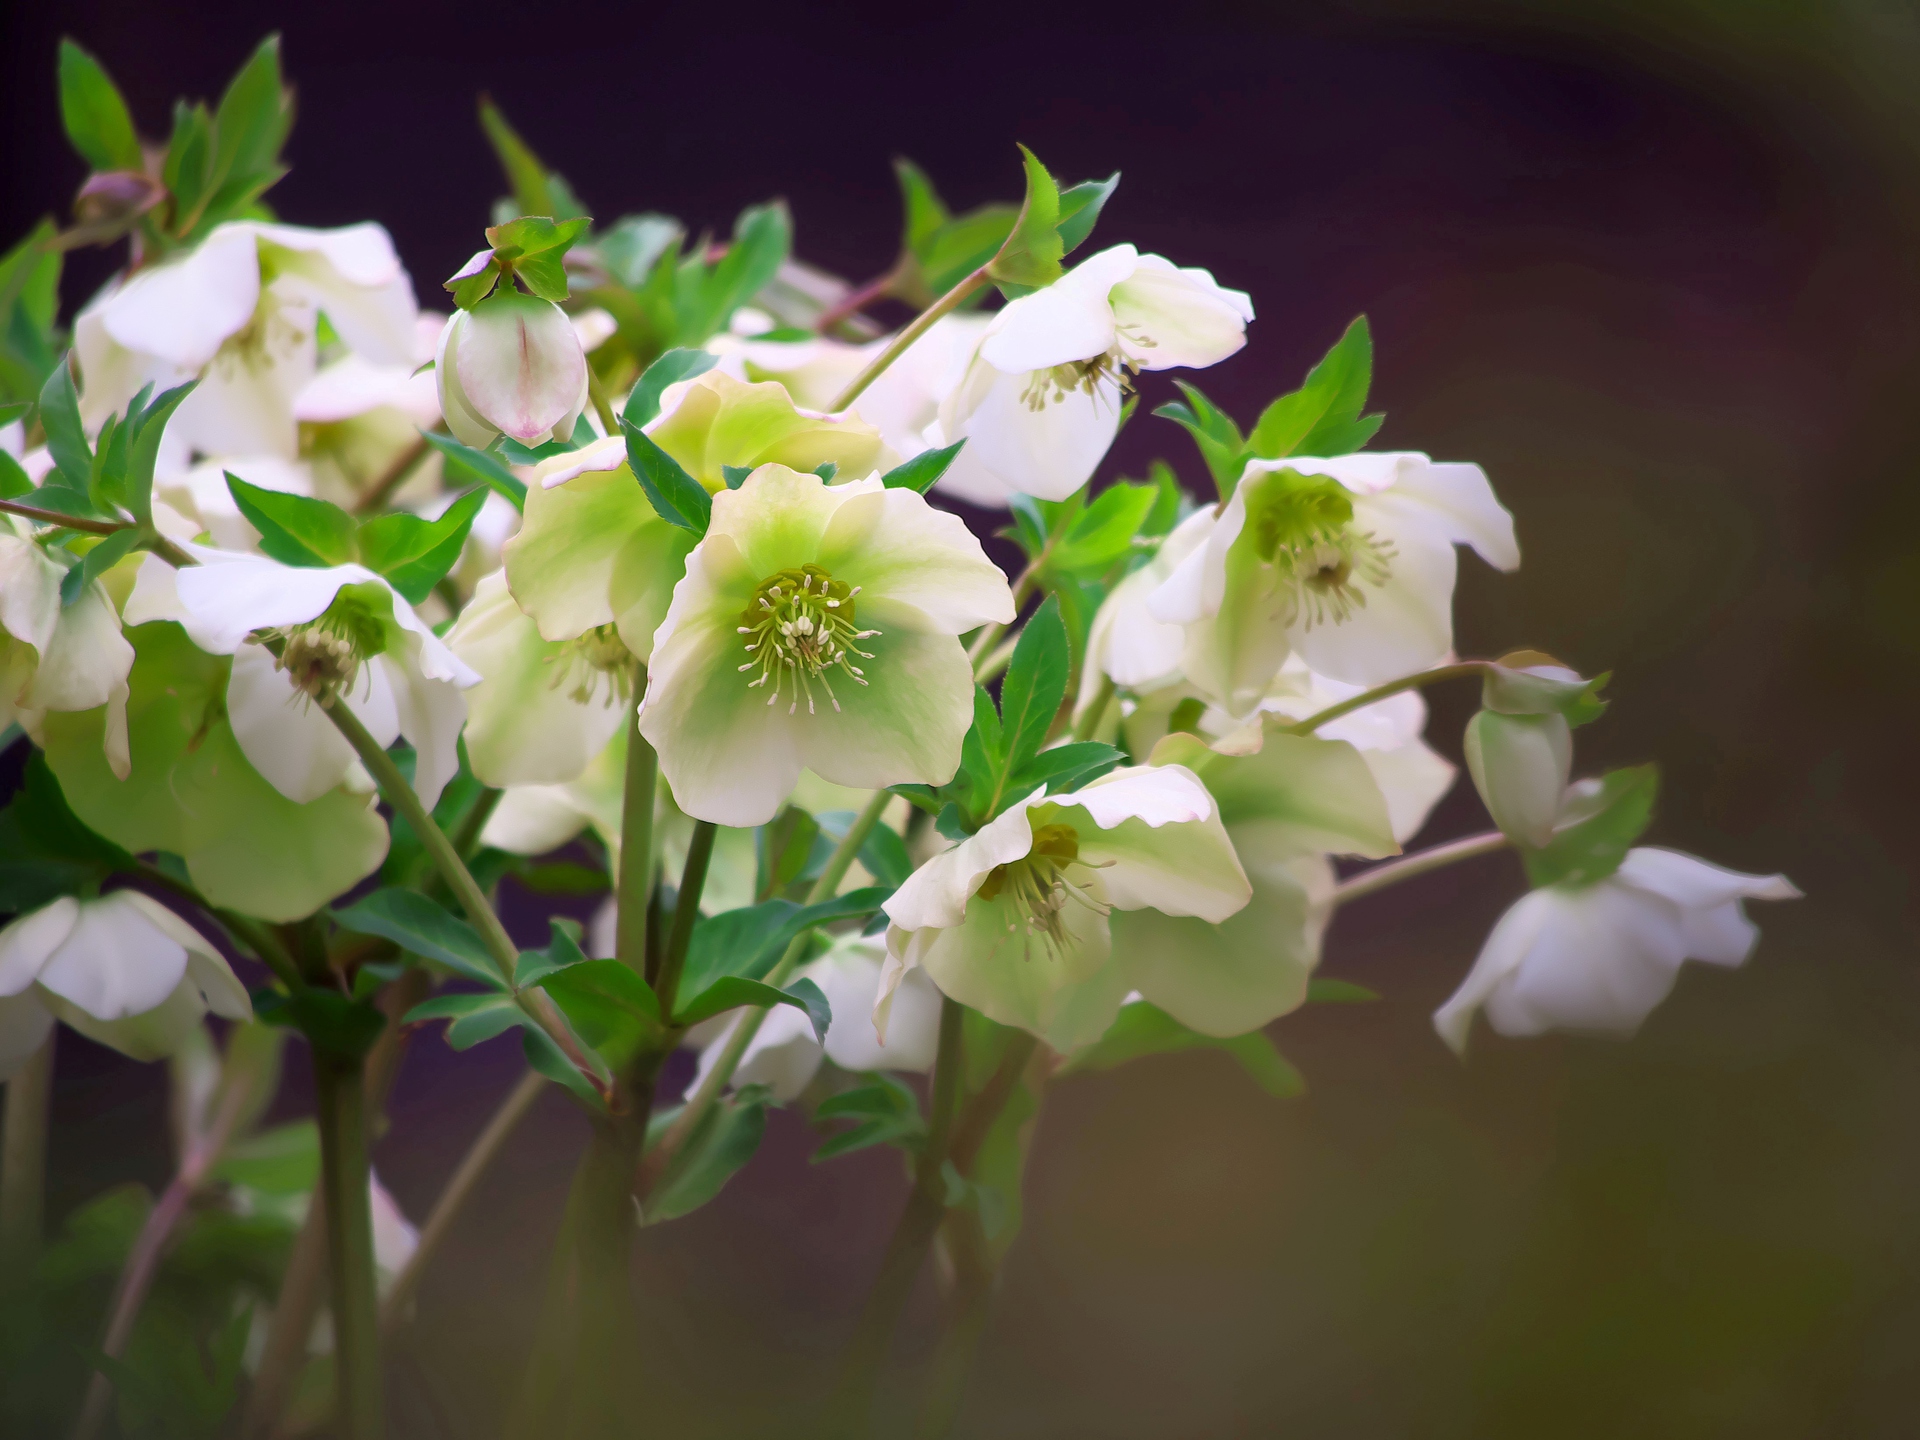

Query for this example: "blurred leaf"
[38,360,91,491]
[331,888,504,990]
[624,346,717,429]
[59,528,137,607]
[1247,316,1383,461]
[986,145,1064,290]
[1305,977,1379,1003]
[252,988,386,1063]
[623,423,710,534]
[756,805,818,902]
[225,474,356,567]
[57,40,142,173]
[212,1120,319,1195]
[1155,381,1246,497]
[674,974,830,1043]
[674,201,791,344]
[355,488,486,603]
[1056,171,1120,255]
[420,431,527,510]
[479,98,560,220]
[812,1073,925,1161]
[642,1084,771,1223]
[880,438,965,493]
[534,957,664,1067]
[1524,765,1660,889]
[1062,1002,1306,1098]
[997,596,1069,777]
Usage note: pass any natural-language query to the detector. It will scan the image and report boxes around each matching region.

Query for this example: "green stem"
[1332,829,1511,906]
[912,1210,996,1440]
[965,558,1043,674]
[318,691,610,1101]
[828,266,992,413]
[0,497,125,533]
[1284,662,1488,737]
[641,789,891,1188]
[1072,674,1117,743]
[655,819,716,1018]
[0,1031,54,1284]
[586,368,620,437]
[314,1053,383,1440]
[353,434,434,515]
[449,784,503,862]
[971,633,1018,686]
[827,999,971,1433]
[617,679,657,979]
[381,1069,546,1335]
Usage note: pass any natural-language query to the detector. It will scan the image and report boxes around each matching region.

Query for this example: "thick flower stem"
[616,677,657,978]
[828,266,991,413]
[1283,661,1490,736]
[314,1053,384,1440]
[912,1210,997,1440]
[318,690,609,1100]
[827,998,966,1432]
[0,1032,54,1284]
[656,820,716,1015]
[1332,829,1512,906]
[639,789,892,1192]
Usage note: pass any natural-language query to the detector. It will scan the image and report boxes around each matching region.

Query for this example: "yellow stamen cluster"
[736,564,878,716]
[976,822,1110,960]
[1019,352,1132,412]
[547,624,633,705]
[1246,469,1394,629]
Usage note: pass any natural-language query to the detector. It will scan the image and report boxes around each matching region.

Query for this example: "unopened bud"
[435,288,587,450]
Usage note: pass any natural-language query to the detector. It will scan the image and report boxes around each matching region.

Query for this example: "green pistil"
[736,564,878,716]
[1245,469,1394,628]
[976,822,1108,959]
[266,586,390,698]
[548,624,632,705]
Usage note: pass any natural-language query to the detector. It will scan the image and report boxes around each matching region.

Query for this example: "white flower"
[295,312,446,509]
[639,464,1013,826]
[1150,451,1519,712]
[934,244,1252,507]
[1433,848,1801,1053]
[435,290,587,450]
[0,892,251,1073]
[75,221,418,461]
[0,521,135,777]
[879,764,1250,1050]
[1075,514,1210,714]
[685,934,944,1103]
[127,548,480,811]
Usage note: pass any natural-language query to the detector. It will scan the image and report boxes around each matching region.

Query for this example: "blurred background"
[4,0,1919,1434]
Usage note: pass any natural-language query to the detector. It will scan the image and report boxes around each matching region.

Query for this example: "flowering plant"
[0,36,1798,1440]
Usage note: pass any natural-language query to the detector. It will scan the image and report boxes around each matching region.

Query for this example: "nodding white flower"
[1075,515,1210,716]
[934,244,1252,507]
[0,892,250,1074]
[1434,849,1801,1053]
[640,463,1013,827]
[502,371,892,665]
[878,764,1250,1050]
[0,520,135,778]
[75,221,418,461]
[1150,452,1519,713]
[446,570,628,788]
[435,289,587,450]
[295,312,446,509]
[128,548,480,811]
[685,933,944,1103]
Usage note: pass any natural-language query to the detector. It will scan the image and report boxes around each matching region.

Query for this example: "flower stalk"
[1332,829,1511,906]
[616,678,657,978]
[314,1051,384,1440]
[828,266,992,413]
[0,1033,54,1284]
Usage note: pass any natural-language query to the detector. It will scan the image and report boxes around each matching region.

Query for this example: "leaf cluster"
[224,474,486,603]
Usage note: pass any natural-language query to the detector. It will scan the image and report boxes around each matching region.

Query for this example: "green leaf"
[209,35,291,194]
[986,145,1064,289]
[1481,650,1610,727]
[521,1024,602,1103]
[858,821,912,889]
[253,988,387,1063]
[0,752,133,911]
[642,1086,770,1223]
[623,422,711,534]
[1050,479,1157,576]
[330,889,505,990]
[1155,382,1246,496]
[894,158,949,256]
[420,431,527,510]
[511,917,594,989]
[355,488,486,603]
[404,992,524,1050]
[225,475,356,567]
[721,464,753,489]
[38,361,91,491]
[534,957,663,1067]
[497,413,594,465]
[624,346,717,428]
[674,202,792,345]
[1056,172,1120,255]
[1305,977,1379,1004]
[880,439,965,493]
[57,41,143,172]
[484,215,592,303]
[478,98,558,219]
[682,899,799,1002]
[1247,316,1382,461]
[1004,740,1123,802]
[445,250,502,310]
[162,100,215,231]
[124,381,196,524]
[674,974,831,1042]
[811,1073,925,1161]
[956,684,1004,822]
[1524,765,1659,889]
[1063,1002,1304,1098]
[997,596,1069,775]
[59,529,138,607]
[213,1119,319,1195]
[0,449,32,500]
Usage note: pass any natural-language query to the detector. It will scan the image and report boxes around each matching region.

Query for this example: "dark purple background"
[5,1,1920,1434]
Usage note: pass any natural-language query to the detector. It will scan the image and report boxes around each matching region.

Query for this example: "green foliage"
[253,987,387,1061]
[622,423,711,534]
[444,214,592,311]
[676,889,889,1016]
[986,145,1064,291]
[0,751,133,911]
[642,1085,773,1223]
[534,960,664,1070]
[479,97,587,223]
[1480,650,1611,727]
[880,438,965,492]
[223,474,486,596]
[1062,1002,1306,1098]
[332,887,503,989]
[811,1073,926,1161]
[1523,765,1660,889]
[0,222,64,403]
[1157,317,1384,500]
[676,202,792,344]
[756,806,820,901]
[420,431,527,510]
[57,40,143,172]
[624,346,718,429]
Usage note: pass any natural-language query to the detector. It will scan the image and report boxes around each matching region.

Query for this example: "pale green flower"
[639,463,1013,826]
[878,764,1251,1050]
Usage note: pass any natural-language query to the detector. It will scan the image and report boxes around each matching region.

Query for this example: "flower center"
[547,624,633,706]
[736,564,879,716]
[1019,352,1132,412]
[1244,469,1394,628]
[257,584,390,699]
[975,822,1110,959]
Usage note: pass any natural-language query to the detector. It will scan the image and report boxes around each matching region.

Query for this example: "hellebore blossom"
[503,370,891,661]
[0,891,250,1076]
[295,312,446,508]
[1150,451,1519,712]
[435,288,587,450]
[935,244,1252,506]
[1433,848,1800,1052]
[686,934,944,1103]
[128,547,480,811]
[0,519,135,777]
[879,765,1250,1050]
[75,221,418,461]
[640,462,1014,826]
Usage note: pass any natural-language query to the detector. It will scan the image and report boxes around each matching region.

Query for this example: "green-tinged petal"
[449,570,626,786]
[484,724,629,859]
[1041,764,1250,922]
[1113,849,1332,1037]
[504,457,659,642]
[816,485,1015,634]
[649,371,890,489]
[455,288,586,444]
[43,975,207,1062]
[703,464,851,578]
[1149,730,1398,859]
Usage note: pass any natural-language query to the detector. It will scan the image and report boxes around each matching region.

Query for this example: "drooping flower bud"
[435,287,587,449]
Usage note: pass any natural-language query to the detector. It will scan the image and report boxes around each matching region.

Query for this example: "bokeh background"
[4,0,1919,1434]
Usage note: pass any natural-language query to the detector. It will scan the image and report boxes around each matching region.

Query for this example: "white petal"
[377,646,470,813]
[1055,766,1250,923]
[1360,738,1457,846]
[454,290,587,444]
[883,797,1042,935]
[1390,459,1519,572]
[940,359,1121,505]
[813,940,942,1073]
[172,554,362,653]
[1432,887,1562,1054]
[97,226,261,369]
[0,535,64,652]
[1481,882,1688,1040]
[0,898,80,997]
[977,245,1136,372]
[22,583,135,715]
[435,311,500,449]
[37,892,190,1021]
[815,486,1014,634]
[1108,253,1251,370]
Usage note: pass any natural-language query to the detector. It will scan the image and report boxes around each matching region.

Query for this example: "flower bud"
[436,287,587,449]
[1464,709,1571,849]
